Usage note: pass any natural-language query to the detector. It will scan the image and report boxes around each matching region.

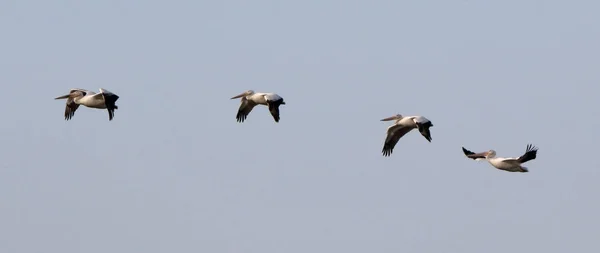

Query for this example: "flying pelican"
[380,114,433,157]
[461,144,539,172]
[230,90,286,123]
[54,88,119,121]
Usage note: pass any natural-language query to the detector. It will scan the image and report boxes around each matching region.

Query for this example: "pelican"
[380,114,433,157]
[462,144,539,172]
[54,88,119,121]
[230,90,286,123]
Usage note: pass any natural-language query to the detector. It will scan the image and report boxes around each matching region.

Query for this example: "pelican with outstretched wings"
[462,144,539,172]
[54,88,119,121]
[230,90,286,123]
[380,114,433,157]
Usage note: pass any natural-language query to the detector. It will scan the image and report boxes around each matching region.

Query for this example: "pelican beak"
[54,94,70,100]
[380,115,399,121]
[230,92,247,99]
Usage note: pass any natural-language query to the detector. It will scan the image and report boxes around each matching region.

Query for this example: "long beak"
[467,152,487,157]
[230,92,246,99]
[380,115,399,121]
[54,94,70,100]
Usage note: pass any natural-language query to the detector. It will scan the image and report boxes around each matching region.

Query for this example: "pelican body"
[462,144,538,172]
[230,90,285,123]
[380,114,433,157]
[55,88,119,121]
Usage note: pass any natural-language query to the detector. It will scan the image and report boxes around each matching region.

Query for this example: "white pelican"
[462,144,539,172]
[54,88,119,121]
[230,90,286,123]
[380,114,433,157]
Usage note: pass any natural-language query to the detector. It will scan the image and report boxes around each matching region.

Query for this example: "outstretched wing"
[100,88,119,121]
[63,90,87,120]
[382,124,413,157]
[462,147,487,160]
[517,144,538,163]
[236,97,257,123]
[266,98,285,123]
[412,116,433,142]
[64,97,80,120]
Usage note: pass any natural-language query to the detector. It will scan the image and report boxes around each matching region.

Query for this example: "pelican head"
[230,90,255,99]
[485,150,497,158]
[380,114,403,122]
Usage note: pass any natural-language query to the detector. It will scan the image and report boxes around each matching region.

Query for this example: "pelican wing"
[64,97,80,120]
[236,97,257,123]
[382,124,413,156]
[59,89,87,120]
[98,88,115,95]
[267,102,281,122]
[263,93,282,101]
[462,147,487,160]
[100,89,119,121]
[517,144,538,163]
[416,121,433,142]
[266,97,285,123]
[409,116,433,142]
[412,116,430,124]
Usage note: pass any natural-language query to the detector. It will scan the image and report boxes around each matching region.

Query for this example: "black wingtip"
[526,144,539,152]
[382,143,394,157]
[462,147,474,155]
[235,111,248,123]
[524,144,538,156]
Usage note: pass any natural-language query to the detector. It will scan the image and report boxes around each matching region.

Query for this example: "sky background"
[1,0,599,252]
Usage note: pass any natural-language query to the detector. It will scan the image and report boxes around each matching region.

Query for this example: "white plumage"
[380,114,434,157]
[462,144,539,172]
[54,88,120,121]
[230,90,286,123]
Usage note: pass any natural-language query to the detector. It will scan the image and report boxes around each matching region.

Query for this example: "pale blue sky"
[1,0,599,252]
